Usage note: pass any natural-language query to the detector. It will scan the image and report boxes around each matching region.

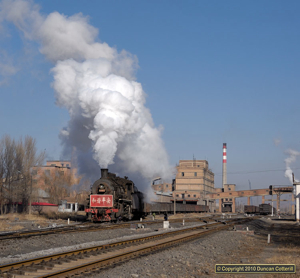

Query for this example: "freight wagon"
[259,204,275,215]
[244,205,259,214]
[144,202,209,214]
[222,204,232,213]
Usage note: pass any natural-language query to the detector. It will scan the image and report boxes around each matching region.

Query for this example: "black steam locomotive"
[85,169,144,222]
[85,169,210,222]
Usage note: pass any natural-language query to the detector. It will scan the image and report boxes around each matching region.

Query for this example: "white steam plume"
[1,0,173,183]
[284,149,300,184]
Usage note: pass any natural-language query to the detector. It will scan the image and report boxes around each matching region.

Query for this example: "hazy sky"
[1,0,300,191]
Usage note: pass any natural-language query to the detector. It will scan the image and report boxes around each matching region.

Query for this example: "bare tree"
[0,135,45,214]
[0,141,4,214]
[20,136,45,213]
[2,136,16,213]
[42,168,77,205]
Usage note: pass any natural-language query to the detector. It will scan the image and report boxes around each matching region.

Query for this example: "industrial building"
[172,160,216,211]
[152,142,295,217]
[31,160,80,203]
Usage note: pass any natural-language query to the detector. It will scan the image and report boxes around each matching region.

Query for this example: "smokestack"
[101,168,108,179]
[222,143,227,188]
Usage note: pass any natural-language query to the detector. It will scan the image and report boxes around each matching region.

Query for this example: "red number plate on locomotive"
[90,195,113,207]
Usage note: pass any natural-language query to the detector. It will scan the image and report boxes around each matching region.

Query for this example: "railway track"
[0,216,223,241]
[0,217,252,278]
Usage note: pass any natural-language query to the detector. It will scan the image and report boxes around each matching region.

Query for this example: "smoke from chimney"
[1,0,173,185]
[285,149,300,184]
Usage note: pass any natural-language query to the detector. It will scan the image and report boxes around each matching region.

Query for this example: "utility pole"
[248,180,252,205]
[29,174,32,215]
[174,194,176,215]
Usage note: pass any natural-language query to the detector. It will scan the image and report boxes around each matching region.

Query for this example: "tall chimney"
[101,168,108,179]
[222,143,227,188]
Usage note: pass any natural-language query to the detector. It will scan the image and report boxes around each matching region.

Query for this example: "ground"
[0,213,299,277]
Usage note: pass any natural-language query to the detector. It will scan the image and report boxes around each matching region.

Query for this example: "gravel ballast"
[3,218,295,277]
[0,220,210,265]
[87,230,253,278]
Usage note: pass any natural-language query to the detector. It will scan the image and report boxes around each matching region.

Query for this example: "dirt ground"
[220,218,300,278]
[0,212,212,232]
[0,212,78,232]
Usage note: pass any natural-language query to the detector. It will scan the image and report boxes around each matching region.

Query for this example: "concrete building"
[173,160,216,210]
[152,178,172,193]
[31,160,80,203]
[151,177,173,202]
[32,161,77,187]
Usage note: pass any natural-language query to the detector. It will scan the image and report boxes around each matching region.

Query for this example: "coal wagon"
[144,202,208,214]
[259,204,275,215]
[244,205,259,214]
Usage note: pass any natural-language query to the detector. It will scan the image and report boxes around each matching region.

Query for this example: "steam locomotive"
[85,169,144,222]
[85,168,209,222]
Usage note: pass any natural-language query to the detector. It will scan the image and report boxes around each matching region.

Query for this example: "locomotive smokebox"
[101,168,108,179]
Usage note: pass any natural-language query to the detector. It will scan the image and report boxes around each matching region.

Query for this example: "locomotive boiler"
[85,168,144,222]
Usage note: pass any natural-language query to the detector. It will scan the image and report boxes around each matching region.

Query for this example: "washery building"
[172,160,216,211]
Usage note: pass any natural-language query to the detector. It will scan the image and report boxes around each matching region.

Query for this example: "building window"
[188,195,190,197]
[181,172,184,177]
[31,170,37,175]
[228,188,231,190]
[194,195,196,197]
[51,164,56,166]
[44,170,50,176]
[229,198,232,201]
[229,193,232,195]
[66,164,69,167]
[225,198,228,201]
[194,172,197,177]
[176,194,179,197]
[182,194,185,198]
[166,184,168,188]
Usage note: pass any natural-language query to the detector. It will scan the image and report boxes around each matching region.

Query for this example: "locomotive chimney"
[101,168,108,179]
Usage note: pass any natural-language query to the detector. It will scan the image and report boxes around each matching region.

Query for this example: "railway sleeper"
[32,264,46,269]
[24,266,41,272]
[0,273,13,278]
[77,254,88,259]
[6,270,25,276]
[67,255,78,261]
[88,250,100,255]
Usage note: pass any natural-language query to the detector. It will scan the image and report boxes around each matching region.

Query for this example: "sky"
[0,0,300,192]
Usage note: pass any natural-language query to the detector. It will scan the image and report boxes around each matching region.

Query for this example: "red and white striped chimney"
[222,143,227,188]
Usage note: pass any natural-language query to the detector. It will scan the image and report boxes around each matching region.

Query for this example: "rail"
[0,217,253,277]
